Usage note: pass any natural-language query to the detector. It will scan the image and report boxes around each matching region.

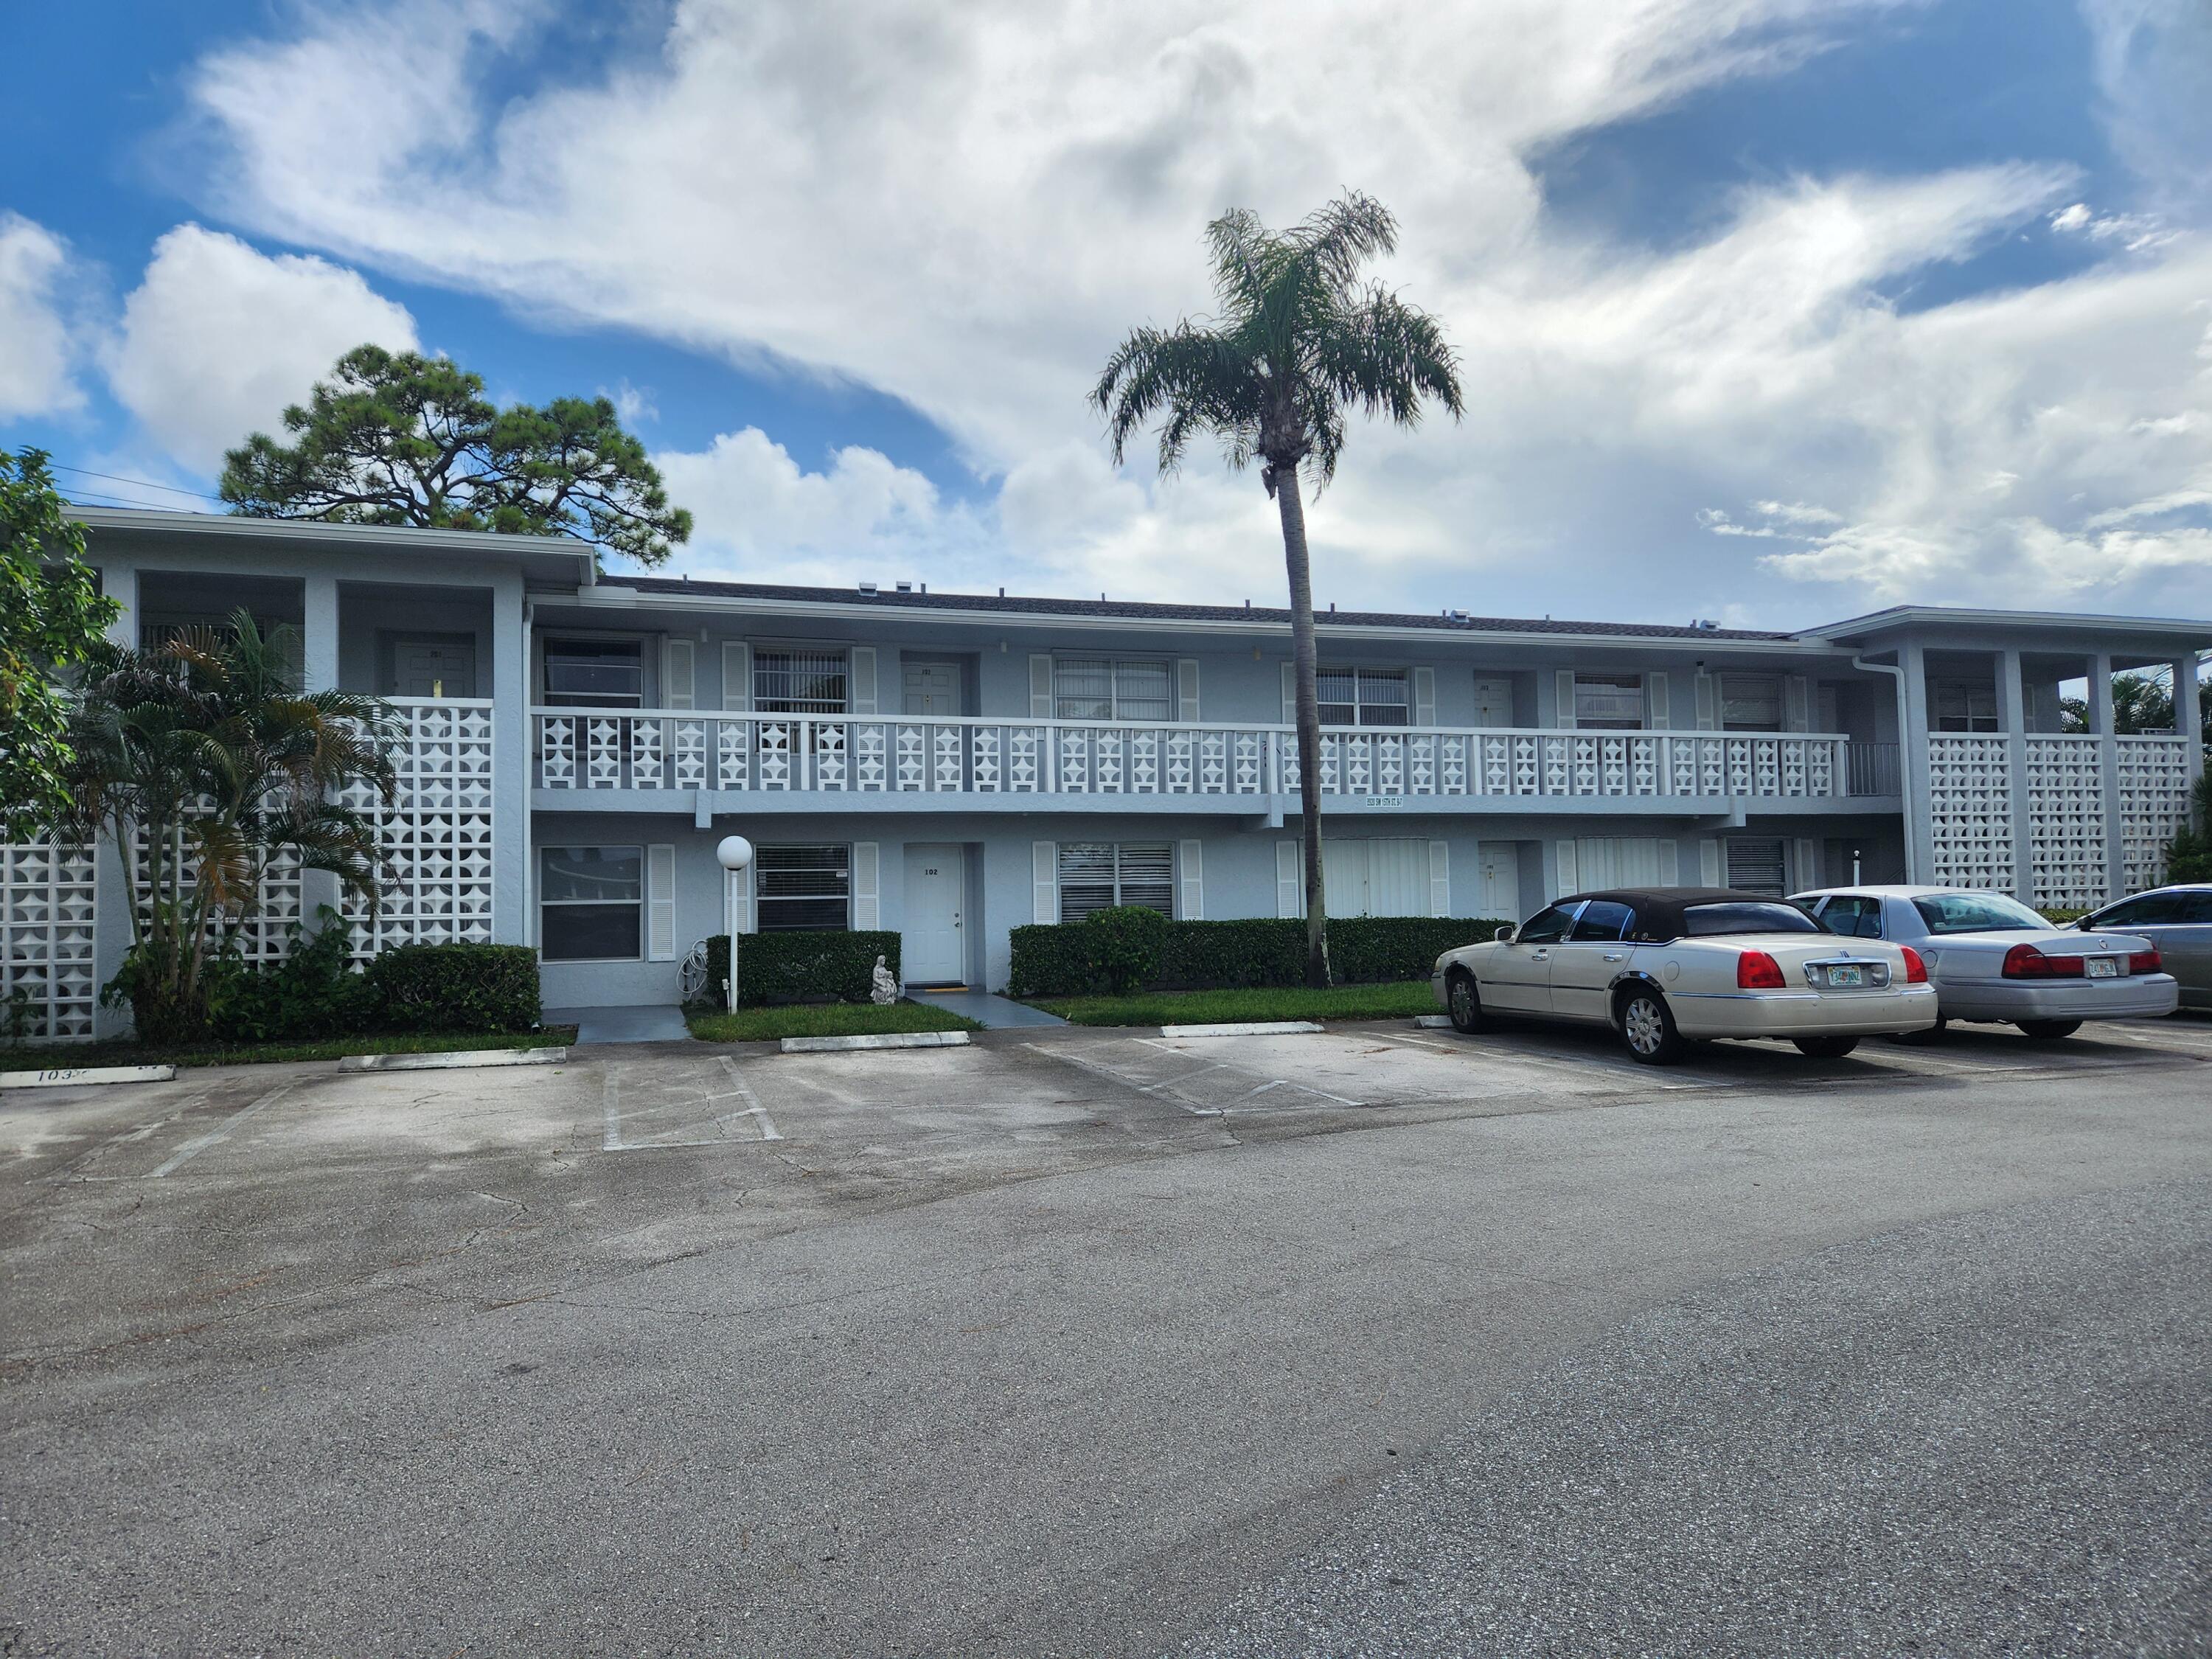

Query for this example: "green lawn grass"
[686,1001,982,1043]
[0,1028,578,1073]
[1031,981,1439,1027]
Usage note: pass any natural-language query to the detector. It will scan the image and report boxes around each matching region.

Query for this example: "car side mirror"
[1495,925,1515,942]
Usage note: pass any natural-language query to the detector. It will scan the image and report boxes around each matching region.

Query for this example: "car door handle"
[1528,949,1548,961]
[1602,952,1626,962]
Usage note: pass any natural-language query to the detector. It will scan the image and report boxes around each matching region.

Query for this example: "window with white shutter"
[1057,843,1174,921]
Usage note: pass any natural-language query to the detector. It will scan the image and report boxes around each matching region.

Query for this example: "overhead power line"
[46,463,225,504]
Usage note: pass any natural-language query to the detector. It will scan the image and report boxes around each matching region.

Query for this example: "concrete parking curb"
[1159,1021,1325,1038]
[779,1031,973,1054]
[337,1047,569,1074]
[1,1063,178,1090]
[1413,1015,1455,1029]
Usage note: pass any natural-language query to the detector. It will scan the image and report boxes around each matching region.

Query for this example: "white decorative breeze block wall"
[1924,737,2014,890]
[132,823,303,964]
[339,700,496,959]
[2115,736,2193,897]
[1,838,97,1041]
[2025,735,2109,910]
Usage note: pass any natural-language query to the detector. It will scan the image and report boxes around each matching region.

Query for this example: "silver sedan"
[1789,885,2178,1040]
[2075,885,2212,1012]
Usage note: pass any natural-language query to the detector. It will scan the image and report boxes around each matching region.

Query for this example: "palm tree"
[60,612,400,1045]
[1093,193,1463,986]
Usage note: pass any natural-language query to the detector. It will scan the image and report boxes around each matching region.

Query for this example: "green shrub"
[1008,914,1509,998]
[1081,905,1169,993]
[698,931,901,1007]
[365,943,540,1034]
[206,910,370,1043]
[2163,771,2212,884]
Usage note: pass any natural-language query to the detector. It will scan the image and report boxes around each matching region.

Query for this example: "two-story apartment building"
[4,507,2205,1037]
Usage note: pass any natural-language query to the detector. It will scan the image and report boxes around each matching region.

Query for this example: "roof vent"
[1691,618,1719,630]
[1452,608,1471,620]
[858,581,878,597]
[895,580,913,593]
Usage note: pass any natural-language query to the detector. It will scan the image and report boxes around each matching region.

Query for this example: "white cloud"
[102,224,418,473]
[0,214,83,421]
[167,0,2212,622]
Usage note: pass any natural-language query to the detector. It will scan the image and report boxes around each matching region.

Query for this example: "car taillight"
[2129,948,2160,975]
[1898,946,1928,984]
[2003,945,2084,979]
[1737,950,1787,990]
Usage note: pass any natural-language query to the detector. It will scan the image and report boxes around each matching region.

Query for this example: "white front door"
[902,844,965,984]
[392,637,477,698]
[1472,675,1514,728]
[903,661,961,717]
[1476,842,1520,921]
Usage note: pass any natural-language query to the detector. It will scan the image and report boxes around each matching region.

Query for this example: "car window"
[1683,901,1821,936]
[1515,904,1579,944]
[1819,896,1884,939]
[1568,900,1633,942]
[2092,893,2188,928]
[2184,894,2212,924]
[1910,891,2049,934]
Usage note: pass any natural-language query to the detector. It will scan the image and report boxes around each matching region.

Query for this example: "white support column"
[2178,655,2205,803]
[1899,641,1933,885]
[1996,647,2030,900]
[2090,653,2124,902]
[302,573,339,692]
[92,560,139,1036]
[492,574,530,945]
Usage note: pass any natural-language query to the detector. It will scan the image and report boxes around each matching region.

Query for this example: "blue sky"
[4,1,2208,627]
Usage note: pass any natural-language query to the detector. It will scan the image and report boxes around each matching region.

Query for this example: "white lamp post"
[715,835,755,1012]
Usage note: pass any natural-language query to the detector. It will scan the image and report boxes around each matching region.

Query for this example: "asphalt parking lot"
[4,1014,2211,1655]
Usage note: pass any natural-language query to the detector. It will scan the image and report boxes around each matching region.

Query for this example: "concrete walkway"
[908,988,1067,1029]
[544,1005,692,1044]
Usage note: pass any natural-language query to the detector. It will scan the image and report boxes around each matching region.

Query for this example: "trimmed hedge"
[364,943,542,1035]
[1008,914,1512,998]
[701,931,902,1006]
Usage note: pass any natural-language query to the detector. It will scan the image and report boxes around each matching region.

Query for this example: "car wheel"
[2017,1019,2082,1040]
[1792,1036,1860,1059]
[1446,968,1485,1034]
[1887,1016,1948,1046]
[1616,988,1685,1065]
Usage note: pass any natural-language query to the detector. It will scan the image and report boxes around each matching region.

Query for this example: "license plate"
[2086,956,2118,978]
[1826,965,1864,988]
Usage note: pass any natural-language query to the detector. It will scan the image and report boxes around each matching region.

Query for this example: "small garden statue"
[870,955,898,1005]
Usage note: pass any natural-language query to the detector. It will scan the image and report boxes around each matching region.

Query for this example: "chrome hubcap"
[1452,979,1474,1021]
[1624,998,1663,1054]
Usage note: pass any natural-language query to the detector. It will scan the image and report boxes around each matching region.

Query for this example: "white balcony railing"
[532,709,1860,801]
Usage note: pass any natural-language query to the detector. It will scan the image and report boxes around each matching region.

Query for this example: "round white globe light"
[715,835,755,872]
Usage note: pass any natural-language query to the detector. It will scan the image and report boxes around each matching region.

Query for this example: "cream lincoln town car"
[1431,887,1940,1064]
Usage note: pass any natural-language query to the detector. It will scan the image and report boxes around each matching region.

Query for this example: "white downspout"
[521,599,536,954]
[1854,653,1919,884]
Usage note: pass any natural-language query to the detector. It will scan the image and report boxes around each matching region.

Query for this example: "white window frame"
[1717,672,1784,733]
[1318,665,1412,728]
[754,843,853,932]
[1056,842,1175,922]
[751,645,852,716]
[538,844,644,961]
[542,634,646,709]
[1932,677,2000,734]
[1052,656,1175,722]
[1573,671,1645,731]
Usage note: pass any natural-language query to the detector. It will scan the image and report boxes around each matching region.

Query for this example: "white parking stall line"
[1026,1043,1231,1117]
[602,1061,782,1152]
[602,1072,624,1151]
[147,1084,293,1178]
[717,1054,781,1141]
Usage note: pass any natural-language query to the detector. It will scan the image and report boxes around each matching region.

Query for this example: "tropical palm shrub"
[59,612,400,1046]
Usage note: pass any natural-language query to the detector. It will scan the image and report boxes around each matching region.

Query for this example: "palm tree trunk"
[1273,465,1331,987]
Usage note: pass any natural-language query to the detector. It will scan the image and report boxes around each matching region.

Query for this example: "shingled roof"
[601,575,1795,641]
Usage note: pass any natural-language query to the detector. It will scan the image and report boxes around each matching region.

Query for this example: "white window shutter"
[1784,674,1809,732]
[1695,670,1716,730]
[1276,840,1303,918]
[1649,670,1671,730]
[1792,838,1818,891]
[1554,839,1578,897]
[1658,838,1680,886]
[721,641,751,712]
[647,844,676,960]
[1554,669,1578,728]
[1178,659,1200,723]
[1281,662,1297,723]
[1032,840,1058,924]
[1427,840,1450,917]
[726,862,755,936]
[664,639,695,710]
[1413,666,1436,727]
[1700,838,1722,886]
[1179,839,1203,919]
[851,647,877,715]
[1030,655,1055,718]
[852,841,880,929]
